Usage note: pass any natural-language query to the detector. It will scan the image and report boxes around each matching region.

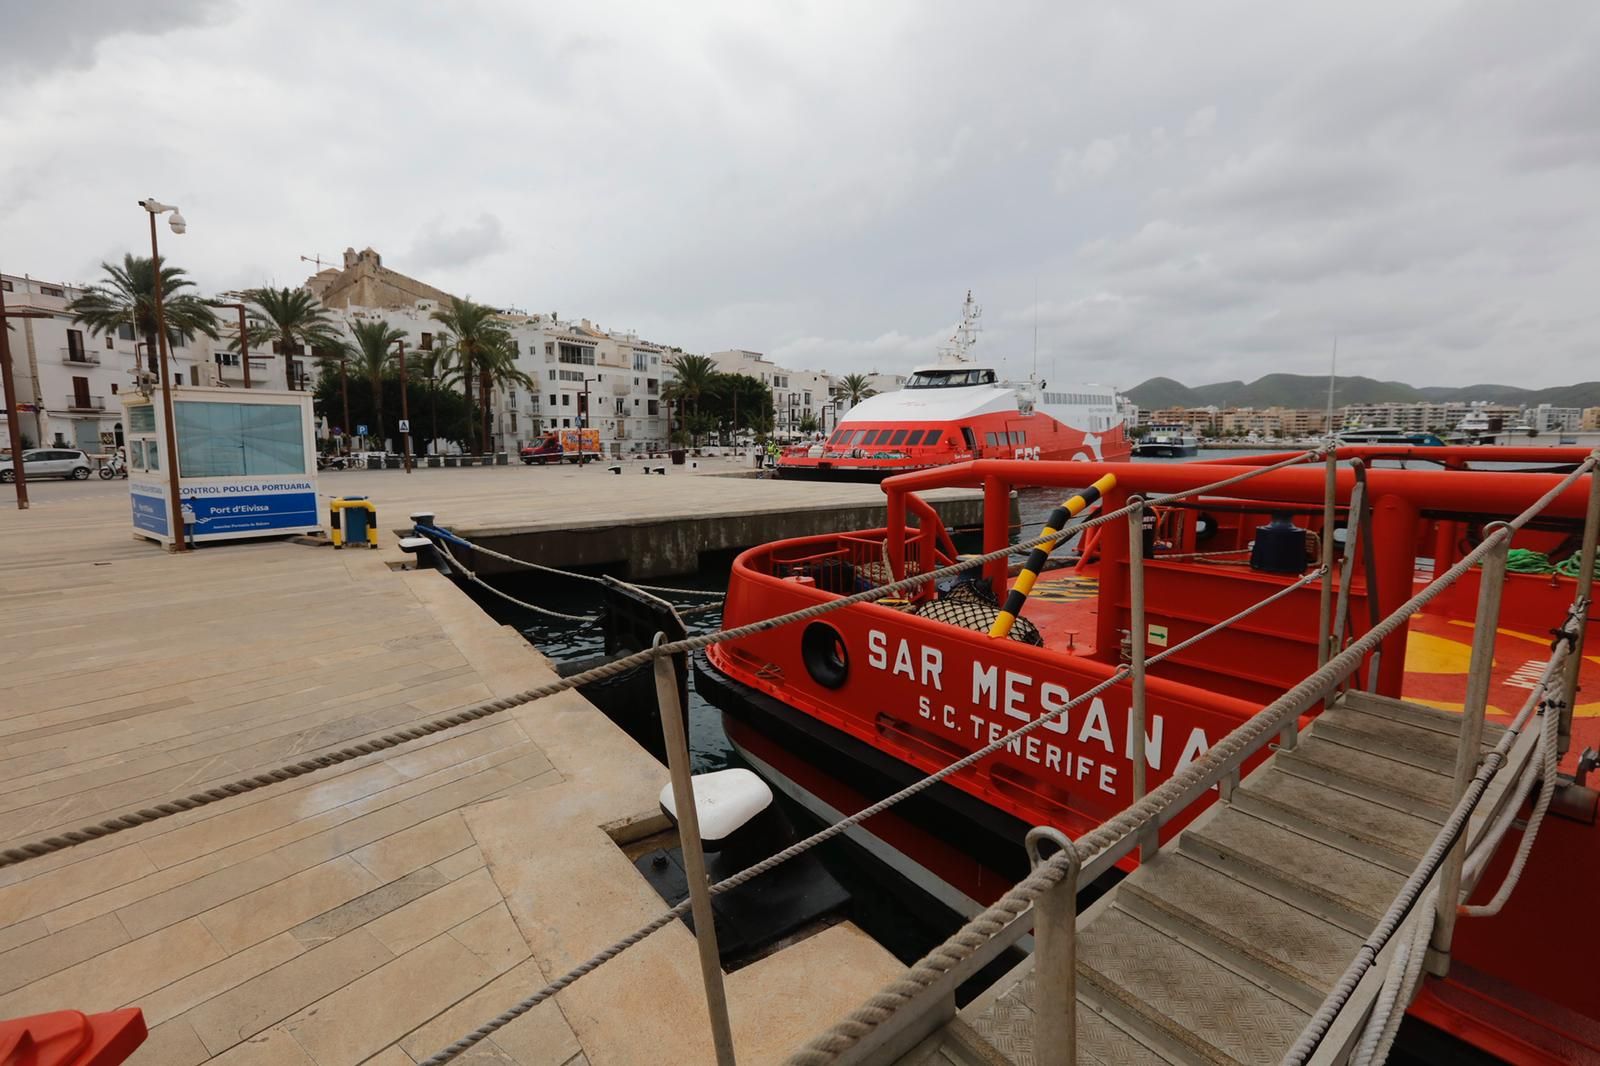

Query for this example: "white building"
[303,249,672,454]
[1,271,226,453]
[1527,403,1582,434]
[705,349,837,438]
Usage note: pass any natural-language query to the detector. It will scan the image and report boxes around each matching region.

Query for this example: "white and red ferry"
[777,292,1131,481]
[697,445,1600,1062]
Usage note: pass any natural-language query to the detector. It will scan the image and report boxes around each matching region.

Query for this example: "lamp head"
[168,210,187,234]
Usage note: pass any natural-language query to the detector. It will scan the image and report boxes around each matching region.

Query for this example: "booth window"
[175,402,305,477]
[129,405,156,433]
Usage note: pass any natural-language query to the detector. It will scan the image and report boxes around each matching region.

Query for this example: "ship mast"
[935,290,983,365]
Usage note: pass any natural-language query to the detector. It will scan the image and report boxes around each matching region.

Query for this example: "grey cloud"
[0,1,1596,390]
[0,0,229,84]
[408,213,510,273]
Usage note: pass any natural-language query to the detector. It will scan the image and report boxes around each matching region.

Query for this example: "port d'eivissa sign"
[131,477,319,538]
[860,626,1218,802]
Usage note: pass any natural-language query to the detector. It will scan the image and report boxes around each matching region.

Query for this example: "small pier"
[378,458,987,578]
[0,466,908,1064]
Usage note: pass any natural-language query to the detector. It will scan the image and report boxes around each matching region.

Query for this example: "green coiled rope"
[1481,547,1600,578]
[1555,552,1600,579]
[1505,548,1555,574]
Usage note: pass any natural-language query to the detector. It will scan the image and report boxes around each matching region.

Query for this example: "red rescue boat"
[695,444,1600,1063]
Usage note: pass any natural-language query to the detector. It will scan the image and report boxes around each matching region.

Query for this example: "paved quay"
[315,455,987,578]
[0,467,903,1064]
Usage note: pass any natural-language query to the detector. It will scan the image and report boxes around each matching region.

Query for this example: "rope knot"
[1549,626,1579,652]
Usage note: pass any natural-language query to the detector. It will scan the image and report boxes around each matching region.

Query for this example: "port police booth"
[124,387,321,546]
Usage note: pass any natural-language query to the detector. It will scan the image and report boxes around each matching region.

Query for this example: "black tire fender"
[800,621,849,690]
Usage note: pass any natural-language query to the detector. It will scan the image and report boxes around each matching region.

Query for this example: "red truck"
[520,429,601,465]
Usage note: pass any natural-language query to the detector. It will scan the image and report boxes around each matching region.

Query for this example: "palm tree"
[240,287,339,391]
[413,336,458,449]
[666,353,717,445]
[429,297,509,453]
[346,319,407,445]
[479,335,534,446]
[69,254,219,377]
[312,337,350,441]
[835,372,877,409]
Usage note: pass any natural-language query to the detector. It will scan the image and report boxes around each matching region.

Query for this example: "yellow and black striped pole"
[990,473,1117,638]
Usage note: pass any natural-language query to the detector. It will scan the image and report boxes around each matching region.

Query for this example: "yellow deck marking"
[1403,631,1474,675]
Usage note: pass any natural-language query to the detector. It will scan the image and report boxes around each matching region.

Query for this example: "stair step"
[966,975,1173,1066]
[1310,708,1461,774]
[1339,690,1507,743]
[1179,808,1406,933]
[1234,769,1439,871]
[1119,852,1363,1007]
[1075,905,1309,1066]
[1275,734,1454,818]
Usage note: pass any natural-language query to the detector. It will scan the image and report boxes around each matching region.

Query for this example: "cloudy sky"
[3,1,1596,389]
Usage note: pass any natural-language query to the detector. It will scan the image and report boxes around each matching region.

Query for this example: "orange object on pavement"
[0,1009,146,1066]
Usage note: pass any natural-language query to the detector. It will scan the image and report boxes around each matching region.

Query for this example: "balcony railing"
[61,347,102,366]
[65,394,106,411]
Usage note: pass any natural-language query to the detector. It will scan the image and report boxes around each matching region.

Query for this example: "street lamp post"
[580,376,597,466]
[0,275,33,509]
[139,198,189,552]
[395,338,413,474]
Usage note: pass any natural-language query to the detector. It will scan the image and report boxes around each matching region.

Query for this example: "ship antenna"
[1032,277,1039,380]
[1325,337,1339,436]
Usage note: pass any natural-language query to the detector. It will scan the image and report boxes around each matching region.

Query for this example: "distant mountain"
[1125,373,1600,410]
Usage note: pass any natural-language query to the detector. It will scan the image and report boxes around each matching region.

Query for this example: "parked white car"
[0,448,94,482]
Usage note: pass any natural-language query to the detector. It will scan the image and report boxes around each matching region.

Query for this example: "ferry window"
[905,430,925,446]
[889,429,907,445]
[850,430,866,445]
[175,401,306,477]
[863,430,880,445]
[985,432,998,447]
[1015,431,1026,444]
[961,427,976,450]
[925,429,942,446]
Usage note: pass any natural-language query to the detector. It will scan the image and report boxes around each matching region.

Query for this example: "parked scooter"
[98,451,128,479]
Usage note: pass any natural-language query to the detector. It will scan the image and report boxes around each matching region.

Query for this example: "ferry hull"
[1132,442,1198,458]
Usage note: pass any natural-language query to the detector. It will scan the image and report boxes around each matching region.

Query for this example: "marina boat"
[696,444,1600,1061]
[1132,423,1200,457]
[777,292,1131,481]
[1336,426,1450,447]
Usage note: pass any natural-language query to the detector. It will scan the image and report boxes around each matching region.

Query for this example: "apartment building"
[1,271,227,453]
[304,248,672,454]
[705,349,837,437]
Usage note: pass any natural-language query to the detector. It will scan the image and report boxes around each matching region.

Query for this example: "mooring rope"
[1,448,1327,871]
[418,522,725,598]
[415,565,1326,1066]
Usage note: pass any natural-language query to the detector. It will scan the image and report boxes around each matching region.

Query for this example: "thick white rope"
[415,566,1326,1066]
[5,450,1329,872]
[1461,687,1562,918]
[420,523,725,597]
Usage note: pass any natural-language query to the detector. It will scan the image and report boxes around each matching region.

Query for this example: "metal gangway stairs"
[935,688,1524,1066]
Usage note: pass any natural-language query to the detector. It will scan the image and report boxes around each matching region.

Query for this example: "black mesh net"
[914,581,1045,647]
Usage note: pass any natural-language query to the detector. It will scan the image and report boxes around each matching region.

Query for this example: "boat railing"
[788,448,1600,1066]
